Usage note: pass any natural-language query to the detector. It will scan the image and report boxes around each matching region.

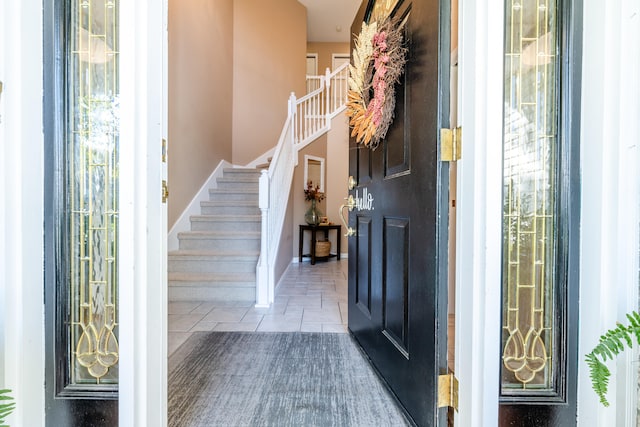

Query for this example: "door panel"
[382,217,410,353]
[356,216,373,316]
[347,0,451,425]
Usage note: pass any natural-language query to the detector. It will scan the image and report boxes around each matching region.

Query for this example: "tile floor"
[168,258,348,356]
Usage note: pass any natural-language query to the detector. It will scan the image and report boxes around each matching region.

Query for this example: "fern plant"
[0,389,15,427]
[585,310,640,407]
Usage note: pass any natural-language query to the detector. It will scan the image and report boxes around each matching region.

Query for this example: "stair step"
[209,188,258,202]
[168,286,255,302]
[190,215,261,232]
[177,231,260,251]
[222,168,262,177]
[168,250,259,273]
[215,180,259,191]
[200,201,260,215]
[169,271,255,283]
[217,176,260,184]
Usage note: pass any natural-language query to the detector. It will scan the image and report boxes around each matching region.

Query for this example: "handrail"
[255,62,349,307]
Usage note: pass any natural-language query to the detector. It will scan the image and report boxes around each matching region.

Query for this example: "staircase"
[168,62,349,306]
[168,168,262,302]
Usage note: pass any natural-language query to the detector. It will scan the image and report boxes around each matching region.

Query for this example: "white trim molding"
[0,1,46,425]
[119,0,167,425]
[578,1,640,425]
[455,0,504,425]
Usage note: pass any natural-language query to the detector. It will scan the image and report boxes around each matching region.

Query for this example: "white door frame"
[119,0,168,425]
[455,1,640,425]
[454,1,503,424]
[578,2,640,425]
[1,0,168,425]
[0,0,46,425]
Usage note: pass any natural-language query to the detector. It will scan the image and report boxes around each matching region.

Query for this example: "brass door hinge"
[162,138,167,163]
[441,126,461,161]
[437,373,459,411]
[162,180,169,203]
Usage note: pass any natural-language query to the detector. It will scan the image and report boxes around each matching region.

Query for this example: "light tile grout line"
[168,258,349,355]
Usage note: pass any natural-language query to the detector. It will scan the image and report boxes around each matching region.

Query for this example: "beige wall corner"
[168,0,234,228]
[232,0,307,165]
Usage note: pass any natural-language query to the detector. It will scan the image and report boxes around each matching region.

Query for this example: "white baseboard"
[168,160,232,251]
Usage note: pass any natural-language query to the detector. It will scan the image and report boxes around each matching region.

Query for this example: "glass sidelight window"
[64,0,120,388]
[500,0,560,394]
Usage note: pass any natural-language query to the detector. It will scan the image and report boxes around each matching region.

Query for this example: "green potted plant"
[0,389,15,427]
[585,310,640,406]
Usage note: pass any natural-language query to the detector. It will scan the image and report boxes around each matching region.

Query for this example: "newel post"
[255,169,270,307]
[288,92,297,116]
[325,67,332,116]
[289,92,298,145]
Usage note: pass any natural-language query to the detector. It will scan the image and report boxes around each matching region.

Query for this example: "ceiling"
[297,0,362,43]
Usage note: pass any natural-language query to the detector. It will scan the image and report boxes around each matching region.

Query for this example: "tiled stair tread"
[208,188,259,194]
[169,272,255,284]
[168,288,255,302]
[169,283,255,290]
[190,214,260,222]
[216,176,260,183]
[169,249,259,257]
[200,200,259,206]
[169,271,255,280]
[177,231,261,239]
[222,168,262,174]
[215,181,259,187]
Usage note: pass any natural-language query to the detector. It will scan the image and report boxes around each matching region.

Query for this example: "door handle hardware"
[339,195,356,237]
[348,175,357,190]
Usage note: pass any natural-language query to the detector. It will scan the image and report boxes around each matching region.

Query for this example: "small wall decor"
[346,15,407,149]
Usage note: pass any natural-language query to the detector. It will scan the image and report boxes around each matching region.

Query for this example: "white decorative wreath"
[346,17,407,149]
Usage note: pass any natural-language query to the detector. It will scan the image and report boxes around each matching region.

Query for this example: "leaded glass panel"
[501,0,559,393]
[66,0,119,386]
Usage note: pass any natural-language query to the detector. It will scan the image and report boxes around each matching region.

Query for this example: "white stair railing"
[255,62,349,307]
[306,75,322,93]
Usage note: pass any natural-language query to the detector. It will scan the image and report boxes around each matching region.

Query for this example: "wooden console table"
[298,224,341,265]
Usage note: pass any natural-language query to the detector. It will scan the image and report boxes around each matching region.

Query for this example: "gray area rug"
[168,332,412,427]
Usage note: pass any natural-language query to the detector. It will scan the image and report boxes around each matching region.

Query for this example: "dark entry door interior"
[347,0,451,425]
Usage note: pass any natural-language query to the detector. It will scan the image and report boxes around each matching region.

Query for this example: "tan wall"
[451,0,458,52]
[168,0,234,228]
[232,0,307,165]
[325,114,350,257]
[292,112,349,260]
[306,42,350,74]
[292,137,328,258]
